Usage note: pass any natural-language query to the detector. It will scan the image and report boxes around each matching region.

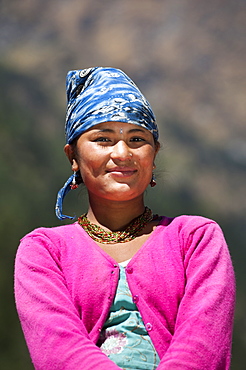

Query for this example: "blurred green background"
[0,1,245,369]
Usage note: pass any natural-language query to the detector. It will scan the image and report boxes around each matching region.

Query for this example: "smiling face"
[65,122,159,203]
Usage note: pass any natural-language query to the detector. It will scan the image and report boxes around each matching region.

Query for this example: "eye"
[94,137,111,142]
[130,137,145,142]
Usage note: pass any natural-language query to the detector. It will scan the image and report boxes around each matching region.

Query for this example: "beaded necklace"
[78,207,156,244]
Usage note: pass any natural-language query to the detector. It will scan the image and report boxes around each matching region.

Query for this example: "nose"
[110,140,132,161]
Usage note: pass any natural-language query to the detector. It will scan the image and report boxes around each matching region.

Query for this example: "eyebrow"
[97,128,146,134]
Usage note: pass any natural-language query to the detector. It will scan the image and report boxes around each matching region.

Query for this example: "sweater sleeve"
[157,219,235,370]
[14,233,121,370]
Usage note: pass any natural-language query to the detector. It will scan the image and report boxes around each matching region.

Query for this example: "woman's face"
[65,122,159,203]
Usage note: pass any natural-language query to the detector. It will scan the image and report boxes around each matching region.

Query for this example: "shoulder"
[158,215,226,253]
[161,214,221,233]
[21,223,78,241]
[16,223,91,266]
[18,223,85,253]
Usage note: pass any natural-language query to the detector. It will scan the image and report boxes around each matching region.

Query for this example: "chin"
[89,181,147,202]
[105,189,144,202]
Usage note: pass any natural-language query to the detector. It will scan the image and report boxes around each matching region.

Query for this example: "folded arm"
[157,221,235,370]
[14,234,121,370]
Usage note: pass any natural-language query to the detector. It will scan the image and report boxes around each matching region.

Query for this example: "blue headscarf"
[56,67,158,220]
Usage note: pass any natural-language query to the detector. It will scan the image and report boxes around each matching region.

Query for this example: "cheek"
[79,159,98,178]
[77,150,105,179]
[139,149,156,169]
[142,160,154,181]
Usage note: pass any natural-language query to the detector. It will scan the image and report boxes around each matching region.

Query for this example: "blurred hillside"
[0,0,246,369]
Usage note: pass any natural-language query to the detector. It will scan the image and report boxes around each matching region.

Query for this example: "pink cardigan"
[14,215,235,370]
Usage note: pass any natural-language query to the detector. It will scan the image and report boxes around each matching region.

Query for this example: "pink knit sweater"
[14,215,235,370]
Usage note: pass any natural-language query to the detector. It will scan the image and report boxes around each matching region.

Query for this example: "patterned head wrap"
[56,67,158,220]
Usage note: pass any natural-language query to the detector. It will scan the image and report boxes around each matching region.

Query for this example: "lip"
[106,167,137,177]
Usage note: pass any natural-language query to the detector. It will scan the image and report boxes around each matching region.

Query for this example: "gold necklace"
[78,207,155,244]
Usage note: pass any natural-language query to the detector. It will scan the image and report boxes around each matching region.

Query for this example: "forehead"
[86,121,150,134]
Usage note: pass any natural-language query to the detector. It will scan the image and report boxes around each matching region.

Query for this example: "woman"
[15,67,235,370]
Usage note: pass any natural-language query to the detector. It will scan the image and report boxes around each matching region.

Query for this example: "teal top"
[98,262,160,370]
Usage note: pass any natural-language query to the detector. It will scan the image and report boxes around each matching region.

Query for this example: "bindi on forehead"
[95,124,148,135]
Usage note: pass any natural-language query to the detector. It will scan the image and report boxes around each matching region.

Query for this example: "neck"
[86,195,146,231]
